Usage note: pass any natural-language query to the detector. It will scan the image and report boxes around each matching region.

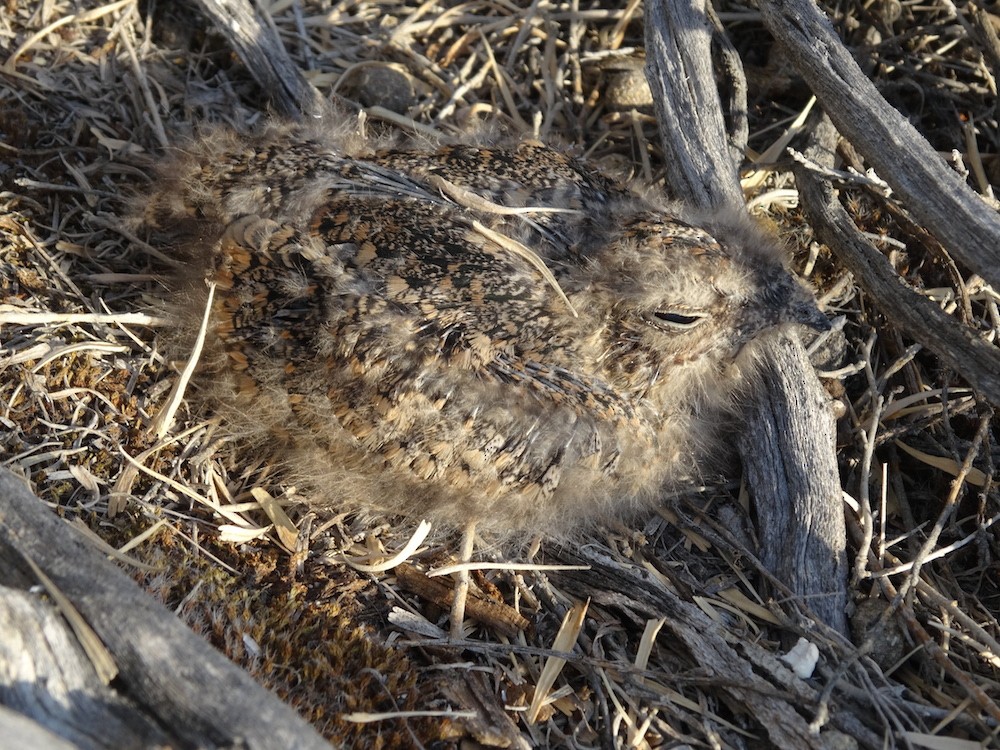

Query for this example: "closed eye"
[644,309,708,331]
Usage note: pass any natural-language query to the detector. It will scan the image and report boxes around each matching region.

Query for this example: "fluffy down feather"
[135,119,828,536]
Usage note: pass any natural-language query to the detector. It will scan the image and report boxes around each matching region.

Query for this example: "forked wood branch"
[644,0,849,633]
[796,115,1000,406]
[758,0,1000,291]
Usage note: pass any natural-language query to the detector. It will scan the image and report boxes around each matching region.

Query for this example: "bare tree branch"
[758,0,1000,290]
[643,0,848,633]
[643,0,745,210]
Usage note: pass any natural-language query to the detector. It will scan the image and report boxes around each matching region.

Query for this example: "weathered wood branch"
[643,0,745,210]
[758,0,1000,290]
[644,0,848,632]
[0,586,172,750]
[738,336,848,634]
[795,116,1000,405]
[193,0,329,120]
[0,704,78,750]
[0,469,332,750]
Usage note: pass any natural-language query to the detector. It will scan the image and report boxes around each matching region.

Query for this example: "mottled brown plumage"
[139,121,828,535]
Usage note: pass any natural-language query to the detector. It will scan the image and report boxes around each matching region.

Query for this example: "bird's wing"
[375,142,618,212]
[209,203,639,499]
[309,191,581,364]
[211,194,587,395]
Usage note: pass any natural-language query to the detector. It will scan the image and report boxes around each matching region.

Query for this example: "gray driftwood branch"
[0,469,331,750]
[643,0,745,210]
[193,0,329,120]
[795,115,1000,406]
[644,0,849,633]
[758,0,1000,291]
[738,338,847,632]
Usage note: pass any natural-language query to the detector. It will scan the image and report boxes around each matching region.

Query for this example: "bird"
[137,120,830,539]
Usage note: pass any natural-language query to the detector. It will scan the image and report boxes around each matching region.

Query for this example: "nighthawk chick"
[140,122,829,536]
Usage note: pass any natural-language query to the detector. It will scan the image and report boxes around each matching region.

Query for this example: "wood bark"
[644,0,849,633]
[796,115,1000,406]
[0,587,171,750]
[0,469,332,750]
[758,0,1000,291]
[738,336,848,634]
[643,0,745,210]
[193,0,329,120]
[0,704,79,750]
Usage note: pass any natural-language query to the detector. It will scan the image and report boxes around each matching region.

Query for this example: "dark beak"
[763,274,831,333]
[788,295,831,332]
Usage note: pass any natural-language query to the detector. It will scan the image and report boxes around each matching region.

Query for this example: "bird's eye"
[643,309,708,331]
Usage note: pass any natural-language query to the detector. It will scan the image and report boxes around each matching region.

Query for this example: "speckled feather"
[139,121,829,535]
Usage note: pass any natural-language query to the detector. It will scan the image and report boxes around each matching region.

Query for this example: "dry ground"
[2,0,1000,747]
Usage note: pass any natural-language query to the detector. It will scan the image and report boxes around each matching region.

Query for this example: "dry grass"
[1,0,999,747]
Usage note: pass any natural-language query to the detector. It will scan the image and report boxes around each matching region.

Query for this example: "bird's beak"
[788,294,831,332]
[765,275,832,333]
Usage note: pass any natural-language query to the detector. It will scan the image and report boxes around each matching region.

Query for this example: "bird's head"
[574,208,828,389]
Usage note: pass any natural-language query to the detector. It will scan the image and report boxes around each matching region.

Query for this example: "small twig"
[394,561,530,640]
[151,282,216,439]
[787,147,892,196]
[897,412,993,605]
[854,381,882,587]
[0,310,168,327]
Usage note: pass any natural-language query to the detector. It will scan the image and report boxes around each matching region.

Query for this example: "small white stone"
[780,637,819,679]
